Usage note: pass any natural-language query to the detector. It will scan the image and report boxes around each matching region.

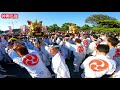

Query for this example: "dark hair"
[75,38,81,43]
[92,35,98,40]
[97,44,109,54]
[14,46,29,56]
[107,37,119,47]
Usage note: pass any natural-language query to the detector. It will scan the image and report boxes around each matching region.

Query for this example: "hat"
[9,38,17,41]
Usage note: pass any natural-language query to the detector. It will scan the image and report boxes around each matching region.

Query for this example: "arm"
[64,41,76,51]
[80,57,92,69]
[8,49,24,67]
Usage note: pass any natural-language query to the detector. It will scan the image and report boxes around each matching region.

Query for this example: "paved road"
[1,58,83,78]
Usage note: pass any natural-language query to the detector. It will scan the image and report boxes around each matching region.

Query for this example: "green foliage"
[0,30,4,34]
[81,24,91,30]
[47,24,60,32]
[97,20,120,28]
[92,27,120,32]
[85,14,117,26]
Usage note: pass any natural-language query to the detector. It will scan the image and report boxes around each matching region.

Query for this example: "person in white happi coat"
[49,43,70,78]
[81,36,90,51]
[8,43,51,78]
[105,36,119,59]
[23,37,34,50]
[43,35,50,45]
[33,41,50,66]
[81,44,116,78]
[68,35,75,59]
[59,37,69,60]
[64,38,86,72]
[86,35,99,56]
[0,36,12,63]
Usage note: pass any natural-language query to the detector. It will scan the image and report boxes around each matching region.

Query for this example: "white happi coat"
[59,41,69,59]
[81,55,116,78]
[86,41,98,55]
[0,41,7,61]
[23,40,34,50]
[81,39,90,50]
[9,49,51,78]
[65,41,86,59]
[51,52,70,78]
[33,46,50,66]
[1,37,7,47]
[106,47,116,59]
[64,41,86,70]
[113,48,120,67]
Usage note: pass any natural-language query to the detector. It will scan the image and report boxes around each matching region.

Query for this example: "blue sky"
[0,12,120,31]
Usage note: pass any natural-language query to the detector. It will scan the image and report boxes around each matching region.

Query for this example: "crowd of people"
[0,31,120,78]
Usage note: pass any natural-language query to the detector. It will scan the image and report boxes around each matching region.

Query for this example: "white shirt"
[81,55,116,78]
[9,49,51,78]
[51,52,70,78]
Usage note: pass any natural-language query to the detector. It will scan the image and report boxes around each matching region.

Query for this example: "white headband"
[49,45,59,48]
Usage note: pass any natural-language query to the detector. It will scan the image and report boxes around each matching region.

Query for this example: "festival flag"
[42,26,45,32]
[8,26,13,34]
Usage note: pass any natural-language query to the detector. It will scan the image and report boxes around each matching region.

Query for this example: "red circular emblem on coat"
[89,59,109,72]
[23,54,39,66]
[77,46,84,53]
[83,39,89,46]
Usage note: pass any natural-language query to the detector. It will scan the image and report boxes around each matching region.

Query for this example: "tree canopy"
[85,14,117,26]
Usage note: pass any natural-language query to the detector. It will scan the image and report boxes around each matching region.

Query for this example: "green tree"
[85,14,117,26]
[0,30,4,34]
[81,24,91,30]
[48,24,60,32]
[97,20,120,28]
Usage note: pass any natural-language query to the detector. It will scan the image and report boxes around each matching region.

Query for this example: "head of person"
[106,36,119,47]
[14,45,29,57]
[49,43,59,56]
[96,44,110,55]
[91,35,98,42]
[70,34,74,40]
[75,38,81,44]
